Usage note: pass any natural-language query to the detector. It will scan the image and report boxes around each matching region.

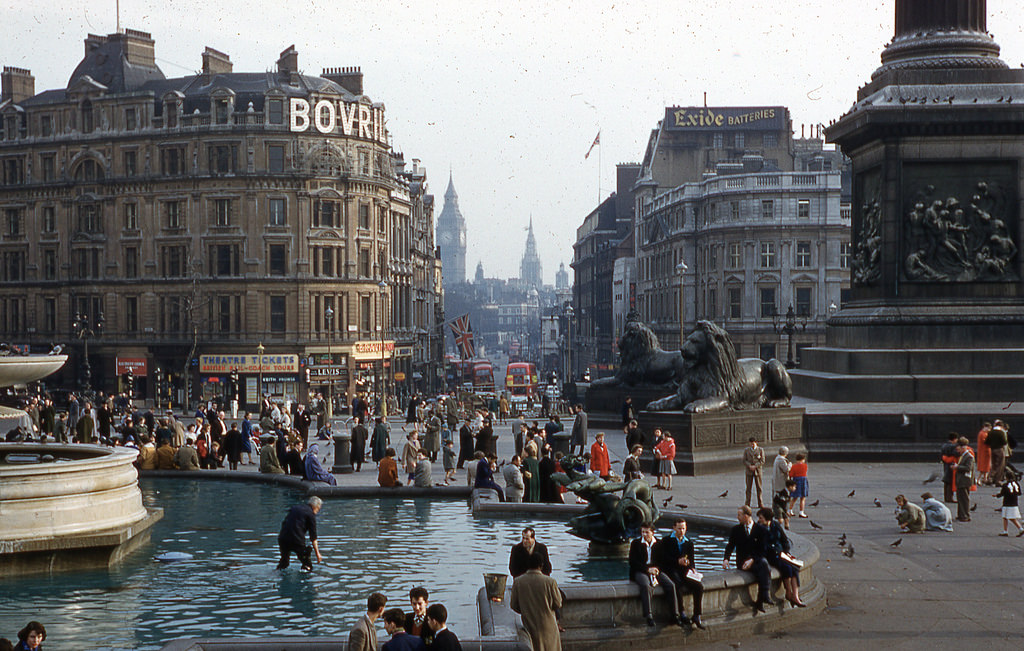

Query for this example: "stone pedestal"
[331,431,352,474]
[637,408,805,476]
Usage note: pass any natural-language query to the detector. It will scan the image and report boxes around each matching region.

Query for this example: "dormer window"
[166,103,177,128]
[81,100,94,133]
[215,98,230,124]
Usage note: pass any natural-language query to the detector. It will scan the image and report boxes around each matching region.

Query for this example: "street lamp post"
[675,260,688,348]
[72,311,104,399]
[257,342,265,409]
[378,279,388,411]
[564,305,574,386]
[772,305,808,369]
[325,307,334,420]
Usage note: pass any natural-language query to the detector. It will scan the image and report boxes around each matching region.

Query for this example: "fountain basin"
[0,443,162,575]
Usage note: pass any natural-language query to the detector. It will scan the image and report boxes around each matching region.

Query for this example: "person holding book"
[657,519,706,629]
[757,507,805,608]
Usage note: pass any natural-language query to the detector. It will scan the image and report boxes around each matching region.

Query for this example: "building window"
[215,99,231,125]
[1,157,25,185]
[313,199,339,228]
[43,297,56,332]
[2,250,25,281]
[268,145,284,173]
[267,99,283,125]
[160,146,186,175]
[5,208,23,236]
[359,248,371,277]
[796,241,811,268]
[360,295,371,332]
[209,144,237,174]
[123,203,138,230]
[161,295,186,333]
[211,295,242,333]
[210,244,239,277]
[125,296,138,332]
[76,204,101,234]
[796,287,812,317]
[712,133,723,148]
[840,242,851,269]
[80,100,94,133]
[165,102,178,128]
[760,199,774,220]
[730,200,739,221]
[378,206,386,233]
[40,115,52,137]
[763,133,777,148]
[213,199,232,227]
[124,150,137,177]
[161,245,187,278]
[798,198,810,219]
[269,198,286,226]
[269,244,286,275]
[358,204,370,229]
[0,297,25,334]
[709,246,718,271]
[41,155,55,181]
[707,288,717,319]
[165,201,182,229]
[42,206,56,233]
[125,108,137,130]
[759,241,775,268]
[42,249,57,280]
[728,242,742,269]
[760,287,776,318]
[73,159,104,182]
[73,248,101,279]
[270,296,286,333]
[734,132,744,148]
[759,343,777,362]
[314,246,341,277]
[124,247,139,279]
[729,287,741,319]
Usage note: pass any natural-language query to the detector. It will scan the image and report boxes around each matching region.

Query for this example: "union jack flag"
[449,314,476,360]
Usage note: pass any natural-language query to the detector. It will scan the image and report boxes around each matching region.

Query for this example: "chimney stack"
[277,45,299,77]
[322,66,363,96]
[202,47,233,77]
[1,66,35,104]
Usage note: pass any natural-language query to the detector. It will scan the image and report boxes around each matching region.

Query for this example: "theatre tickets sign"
[289,98,387,144]
[665,106,787,131]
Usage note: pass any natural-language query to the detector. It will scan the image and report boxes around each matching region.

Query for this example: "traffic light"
[126,369,135,397]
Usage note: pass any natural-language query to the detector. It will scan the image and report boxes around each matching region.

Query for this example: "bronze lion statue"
[589,313,685,388]
[647,320,792,412]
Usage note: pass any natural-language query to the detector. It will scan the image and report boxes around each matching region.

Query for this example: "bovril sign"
[352,340,395,361]
[289,98,387,144]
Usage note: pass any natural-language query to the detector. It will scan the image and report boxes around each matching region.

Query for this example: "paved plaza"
[207,414,1024,649]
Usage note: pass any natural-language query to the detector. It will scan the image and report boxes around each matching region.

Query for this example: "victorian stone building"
[0,29,441,408]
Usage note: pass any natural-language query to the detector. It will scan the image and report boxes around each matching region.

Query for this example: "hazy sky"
[3,2,1022,283]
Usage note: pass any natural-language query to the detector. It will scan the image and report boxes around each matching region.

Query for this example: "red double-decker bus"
[505,362,539,398]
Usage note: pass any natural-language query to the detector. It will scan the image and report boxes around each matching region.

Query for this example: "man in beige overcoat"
[510,553,563,651]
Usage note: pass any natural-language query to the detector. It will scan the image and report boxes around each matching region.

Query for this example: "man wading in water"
[276,496,324,571]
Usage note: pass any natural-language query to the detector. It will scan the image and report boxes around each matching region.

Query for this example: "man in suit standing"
[509,527,553,579]
[629,523,686,628]
[659,519,706,629]
[569,404,588,456]
[348,592,387,651]
[742,437,766,508]
[294,403,312,447]
[955,436,977,521]
[457,416,474,469]
[722,505,774,613]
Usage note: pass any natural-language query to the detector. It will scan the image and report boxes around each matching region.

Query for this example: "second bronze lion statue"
[589,315,685,388]
[647,320,793,413]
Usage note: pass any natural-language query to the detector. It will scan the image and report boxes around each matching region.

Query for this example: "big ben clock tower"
[436,172,467,288]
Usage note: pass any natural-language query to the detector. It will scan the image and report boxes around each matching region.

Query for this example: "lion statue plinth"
[589,312,684,388]
[647,320,793,413]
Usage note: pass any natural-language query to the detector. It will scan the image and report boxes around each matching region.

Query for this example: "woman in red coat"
[590,432,611,479]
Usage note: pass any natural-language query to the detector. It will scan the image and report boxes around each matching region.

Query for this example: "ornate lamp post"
[675,260,688,348]
[257,341,265,408]
[772,304,808,369]
[72,311,104,398]
[378,279,388,409]
[564,305,574,385]
[324,307,334,420]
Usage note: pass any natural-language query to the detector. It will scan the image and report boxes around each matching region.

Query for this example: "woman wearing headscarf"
[303,443,337,485]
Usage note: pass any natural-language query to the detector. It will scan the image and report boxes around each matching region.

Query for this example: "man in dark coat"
[295,404,312,446]
[222,423,244,470]
[722,505,774,612]
[351,417,368,472]
[569,404,587,456]
[509,527,552,578]
[276,496,323,570]
[629,523,684,627]
[457,417,474,469]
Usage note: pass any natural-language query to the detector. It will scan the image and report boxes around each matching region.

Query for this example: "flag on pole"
[585,131,600,159]
[449,313,476,360]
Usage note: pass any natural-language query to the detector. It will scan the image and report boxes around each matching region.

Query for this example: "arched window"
[73,159,104,182]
